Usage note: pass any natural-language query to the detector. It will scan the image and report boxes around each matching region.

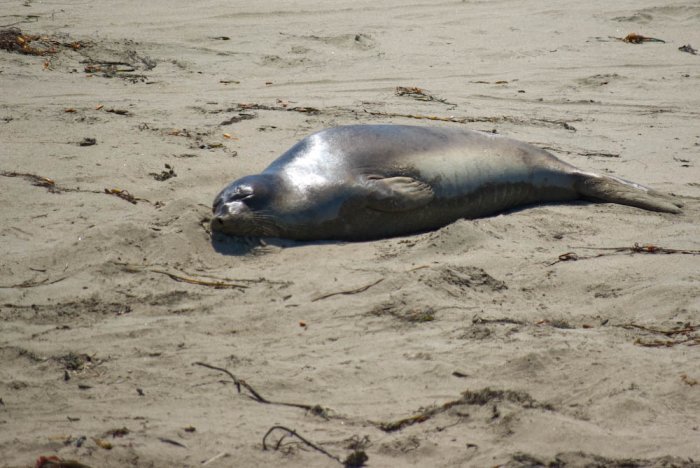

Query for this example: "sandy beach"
[1,1,699,466]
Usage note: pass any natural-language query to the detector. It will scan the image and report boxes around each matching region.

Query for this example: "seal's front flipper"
[364,176,434,212]
[575,174,683,214]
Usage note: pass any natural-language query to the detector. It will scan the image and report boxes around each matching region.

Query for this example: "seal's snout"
[211,174,281,238]
[210,196,253,235]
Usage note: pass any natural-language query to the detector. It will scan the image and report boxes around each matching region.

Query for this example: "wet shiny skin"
[211,125,673,241]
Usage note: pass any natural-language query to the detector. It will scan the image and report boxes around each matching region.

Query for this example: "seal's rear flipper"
[365,176,434,212]
[575,174,683,214]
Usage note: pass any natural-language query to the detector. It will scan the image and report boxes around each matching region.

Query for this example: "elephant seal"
[211,125,681,241]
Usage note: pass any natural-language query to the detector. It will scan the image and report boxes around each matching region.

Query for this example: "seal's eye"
[228,187,254,202]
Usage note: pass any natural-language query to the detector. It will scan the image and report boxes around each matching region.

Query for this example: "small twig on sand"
[150,269,248,290]
[574,243,699,255]
[158,437,187,448]
[0,276,67,289]
[193,362,328,415]
[311,278,384,302]
[194,362,267,402]
[201,452,229,466]
[118,263,252,289]
[618,323,697,337]
[634,337,699,347]
[263,426,343,463]
[263,426,369,467]
[616,323,699,348]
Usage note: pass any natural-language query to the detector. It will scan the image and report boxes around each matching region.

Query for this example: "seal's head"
[211,174,282,237]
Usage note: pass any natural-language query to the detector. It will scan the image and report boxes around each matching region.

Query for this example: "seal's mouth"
[210,215,227,231]
[211,197,240,231]
[210,201,245,232]
[210,204,281,238]
[210,212,254,236]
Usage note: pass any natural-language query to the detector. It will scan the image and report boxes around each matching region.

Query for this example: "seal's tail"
[574,173,683,214]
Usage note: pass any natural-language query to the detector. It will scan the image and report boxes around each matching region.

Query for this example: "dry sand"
[1,1,699,466]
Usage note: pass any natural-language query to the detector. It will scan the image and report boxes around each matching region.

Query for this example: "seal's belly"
[289,176,576,241]
[278,141,581,240]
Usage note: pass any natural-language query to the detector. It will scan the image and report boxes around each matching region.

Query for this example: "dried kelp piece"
[369,302,436,323]
[79,48,155,82]
[617,323,699,348]
[0,27,52,55]
[615,33,666,44]
[58,352,95,372]
[634,337,699,347]
[395,86,455,106]
[550,243,700,265]
[104,108,130,115]
[35,455,92,468]
[220,113,256,125]
[103,188,139,204]
[81,61,149,82]
[0,170,56,190]
[149,164,176,181]
[104,427,130,438]
[679,44,698,55]
[508,452,696,468]
[0,27,85,55]
[1,170,161,206]
[619,323,698,337]
[376,388,552,432]
[104,188,162,206]
[235,102,320,114]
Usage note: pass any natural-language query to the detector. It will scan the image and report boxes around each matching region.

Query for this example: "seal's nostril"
[215,217,224,225]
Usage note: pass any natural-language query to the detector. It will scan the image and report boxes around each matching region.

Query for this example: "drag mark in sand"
[549,242,700,265]
[227,102,579,131]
